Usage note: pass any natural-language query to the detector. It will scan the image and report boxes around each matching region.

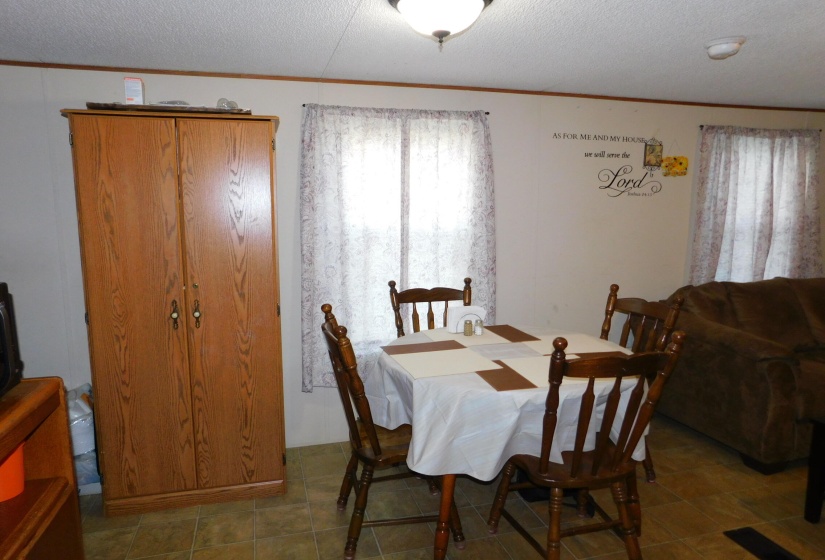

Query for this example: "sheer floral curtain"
[689,126,823,284]
[300,104,496,392]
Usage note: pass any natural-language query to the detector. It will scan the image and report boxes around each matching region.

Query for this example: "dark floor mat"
[723,527,801,560]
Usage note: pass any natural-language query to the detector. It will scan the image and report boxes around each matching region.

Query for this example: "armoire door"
[70,115,197,499]
[177,118,284,488]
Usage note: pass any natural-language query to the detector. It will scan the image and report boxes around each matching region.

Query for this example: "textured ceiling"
[1,0,824,109]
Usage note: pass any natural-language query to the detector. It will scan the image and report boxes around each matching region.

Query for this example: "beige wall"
[1,64,823,447]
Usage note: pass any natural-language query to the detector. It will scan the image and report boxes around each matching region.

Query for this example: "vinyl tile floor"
[81,415,825,559]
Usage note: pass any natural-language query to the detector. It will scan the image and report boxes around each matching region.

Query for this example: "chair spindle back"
[389,277,472,337]
[600,283,684,352]
[321,303,382,457]
[539,332,685,478]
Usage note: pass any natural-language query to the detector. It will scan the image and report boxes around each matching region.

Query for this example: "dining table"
[363,324,645,560]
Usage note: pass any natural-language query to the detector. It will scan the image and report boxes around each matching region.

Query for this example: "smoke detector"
[705,36,746,60]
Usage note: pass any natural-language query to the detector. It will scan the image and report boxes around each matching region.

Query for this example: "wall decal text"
[598,165,662,197]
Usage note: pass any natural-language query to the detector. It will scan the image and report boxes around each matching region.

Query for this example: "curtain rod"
[302,103,489,114]
[699,124,821,131]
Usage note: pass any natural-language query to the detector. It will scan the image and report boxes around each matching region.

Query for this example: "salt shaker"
[463,319,473,336]
[474,319,484,336]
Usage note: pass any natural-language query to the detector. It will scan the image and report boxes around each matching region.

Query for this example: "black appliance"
[0,282,23,398]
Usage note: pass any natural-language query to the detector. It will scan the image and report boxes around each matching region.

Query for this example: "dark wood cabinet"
[62,109,286,515]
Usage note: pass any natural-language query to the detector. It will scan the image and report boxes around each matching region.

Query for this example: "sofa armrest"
[660,311,801,465]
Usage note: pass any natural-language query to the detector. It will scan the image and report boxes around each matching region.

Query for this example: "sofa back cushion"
[791,278,825,345]
[672,282,737,326]
[726,278,819,351]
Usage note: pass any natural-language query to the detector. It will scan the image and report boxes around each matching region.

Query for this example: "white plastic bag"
[67,387,95,456]
[66,383,101,489]
[74,450,100,486]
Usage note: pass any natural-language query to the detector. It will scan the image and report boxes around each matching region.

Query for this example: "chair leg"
[642,441,656,482]
[547,487,564,560]
[626,474,642,537]
[610,481,642,560]
[427,476,440,496]
[576,489,591,518]
[338,452,359,511]
[487,463,516,533]
[448,493,467,548]
[344,464,374,560]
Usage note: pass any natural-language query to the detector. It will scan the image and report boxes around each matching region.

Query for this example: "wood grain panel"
[0,380,60,462]
[178,119,284,488]
[69,114,196,499]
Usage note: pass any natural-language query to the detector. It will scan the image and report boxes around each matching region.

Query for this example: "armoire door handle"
[170,300,180,330]
[193,300,202,328]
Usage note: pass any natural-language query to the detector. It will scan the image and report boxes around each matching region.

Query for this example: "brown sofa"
[657,277,825,473]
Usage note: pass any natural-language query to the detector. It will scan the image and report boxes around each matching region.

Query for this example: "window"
[689,126,823,284]
[299,104,496,391]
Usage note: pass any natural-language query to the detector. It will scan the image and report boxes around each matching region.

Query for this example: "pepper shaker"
[463,319,473,336]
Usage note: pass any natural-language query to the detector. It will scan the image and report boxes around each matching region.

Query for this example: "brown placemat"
[477,360,538,391]
[484,325,541,342]
[382,340,466,355]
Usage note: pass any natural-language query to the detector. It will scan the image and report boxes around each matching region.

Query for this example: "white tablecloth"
[363,326,644,481]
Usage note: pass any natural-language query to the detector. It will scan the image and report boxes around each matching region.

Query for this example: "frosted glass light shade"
[395,0,487,41]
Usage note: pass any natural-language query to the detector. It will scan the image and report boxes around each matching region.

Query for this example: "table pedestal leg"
[434,474,456,560]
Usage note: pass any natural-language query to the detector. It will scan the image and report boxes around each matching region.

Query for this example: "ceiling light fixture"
[388,0,493,47]
[705,36,746,60]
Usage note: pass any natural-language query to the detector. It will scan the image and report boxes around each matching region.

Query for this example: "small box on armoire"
[124,77,144,104]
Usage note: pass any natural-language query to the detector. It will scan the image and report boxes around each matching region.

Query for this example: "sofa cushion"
[796,350,825,419]
[791,278,825,345]
[672,282,737,326]
[726,278,819,351]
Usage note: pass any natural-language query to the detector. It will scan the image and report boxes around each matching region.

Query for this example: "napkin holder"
[446,306,487,333]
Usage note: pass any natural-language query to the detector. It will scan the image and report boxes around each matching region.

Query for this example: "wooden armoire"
[62,109,286,515]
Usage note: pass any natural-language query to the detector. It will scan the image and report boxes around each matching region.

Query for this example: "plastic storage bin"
[0,442,24,501]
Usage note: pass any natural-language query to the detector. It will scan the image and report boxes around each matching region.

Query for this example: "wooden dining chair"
[321,304,465,559]
[487,332,685,560]
[599,284,684,481]
[389,277,472,337]
[600,284,684,353]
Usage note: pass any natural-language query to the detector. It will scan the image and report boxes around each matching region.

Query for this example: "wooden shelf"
[0,379,84,559]
[0,478,73,559]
